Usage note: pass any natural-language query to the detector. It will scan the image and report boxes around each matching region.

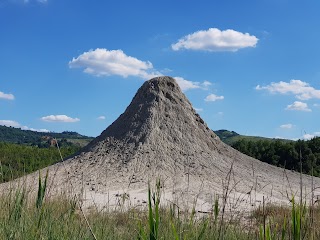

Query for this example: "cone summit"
[85,76,221,165]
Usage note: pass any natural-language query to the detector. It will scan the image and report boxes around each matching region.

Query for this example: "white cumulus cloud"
[69,48,215,94]
[0,120,49,132]
[69,48,161,80]
[21,126,49,132]
[303,132,320,140]
[194,108,203,112]
[97,116,106,120]
[202,81,212,87]
[174,77,200,91]
[174,77,212,92]
[171,28,258,52]
[285,101,311,112]
[0,91,15,100]
[303,134,314,140]
[280,123,294,129]
[256,80,320,100]
[41,115,80,123]
[0,120,21,127]
[23,0,47,3]
[25,0,47,3]
[205,93,224,102]
[69,48,216,94]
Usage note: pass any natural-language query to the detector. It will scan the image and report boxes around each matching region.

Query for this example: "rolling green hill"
[0,125,93,147]
[214,129,320,177]
[214,129,289,145]
[0,126,95,182]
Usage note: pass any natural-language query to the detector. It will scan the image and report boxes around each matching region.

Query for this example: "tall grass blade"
[214,196,219,224]
[281,215,286,240]
[259,225,264,240]
[154,179,160,239]
[291,196,302,240]
[36,169,48,209]
[265,224,271,240]
[9,187,26,222]
[137,220,147,240]
[171,220,180,240]
[148,182,156,240]
[197,218,208,240]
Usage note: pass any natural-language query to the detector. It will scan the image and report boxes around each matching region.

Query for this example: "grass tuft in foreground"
[1,177,320,239]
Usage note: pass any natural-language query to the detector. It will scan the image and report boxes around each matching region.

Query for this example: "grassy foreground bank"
[1,177,320,240]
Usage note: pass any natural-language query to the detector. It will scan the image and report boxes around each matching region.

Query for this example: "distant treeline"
[0,125,92,146]
[232,137,320,177]
[0,142,81,183]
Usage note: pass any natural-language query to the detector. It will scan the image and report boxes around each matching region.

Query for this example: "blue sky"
[0,0,319,139]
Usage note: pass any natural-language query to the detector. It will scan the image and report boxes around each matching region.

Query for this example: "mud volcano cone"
[79,76,225,181]
[5,76,319,212]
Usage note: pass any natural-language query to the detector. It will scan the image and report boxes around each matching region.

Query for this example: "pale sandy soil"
[1,76,319,217]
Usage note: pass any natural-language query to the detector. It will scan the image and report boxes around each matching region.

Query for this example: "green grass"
[2,176,320,239]
[1,137,320,239]
[0,142,80,183]
[253,198,320,240]
[0,177,253,240]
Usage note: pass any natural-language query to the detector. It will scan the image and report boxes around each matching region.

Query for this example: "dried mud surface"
[1,76,320,213]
